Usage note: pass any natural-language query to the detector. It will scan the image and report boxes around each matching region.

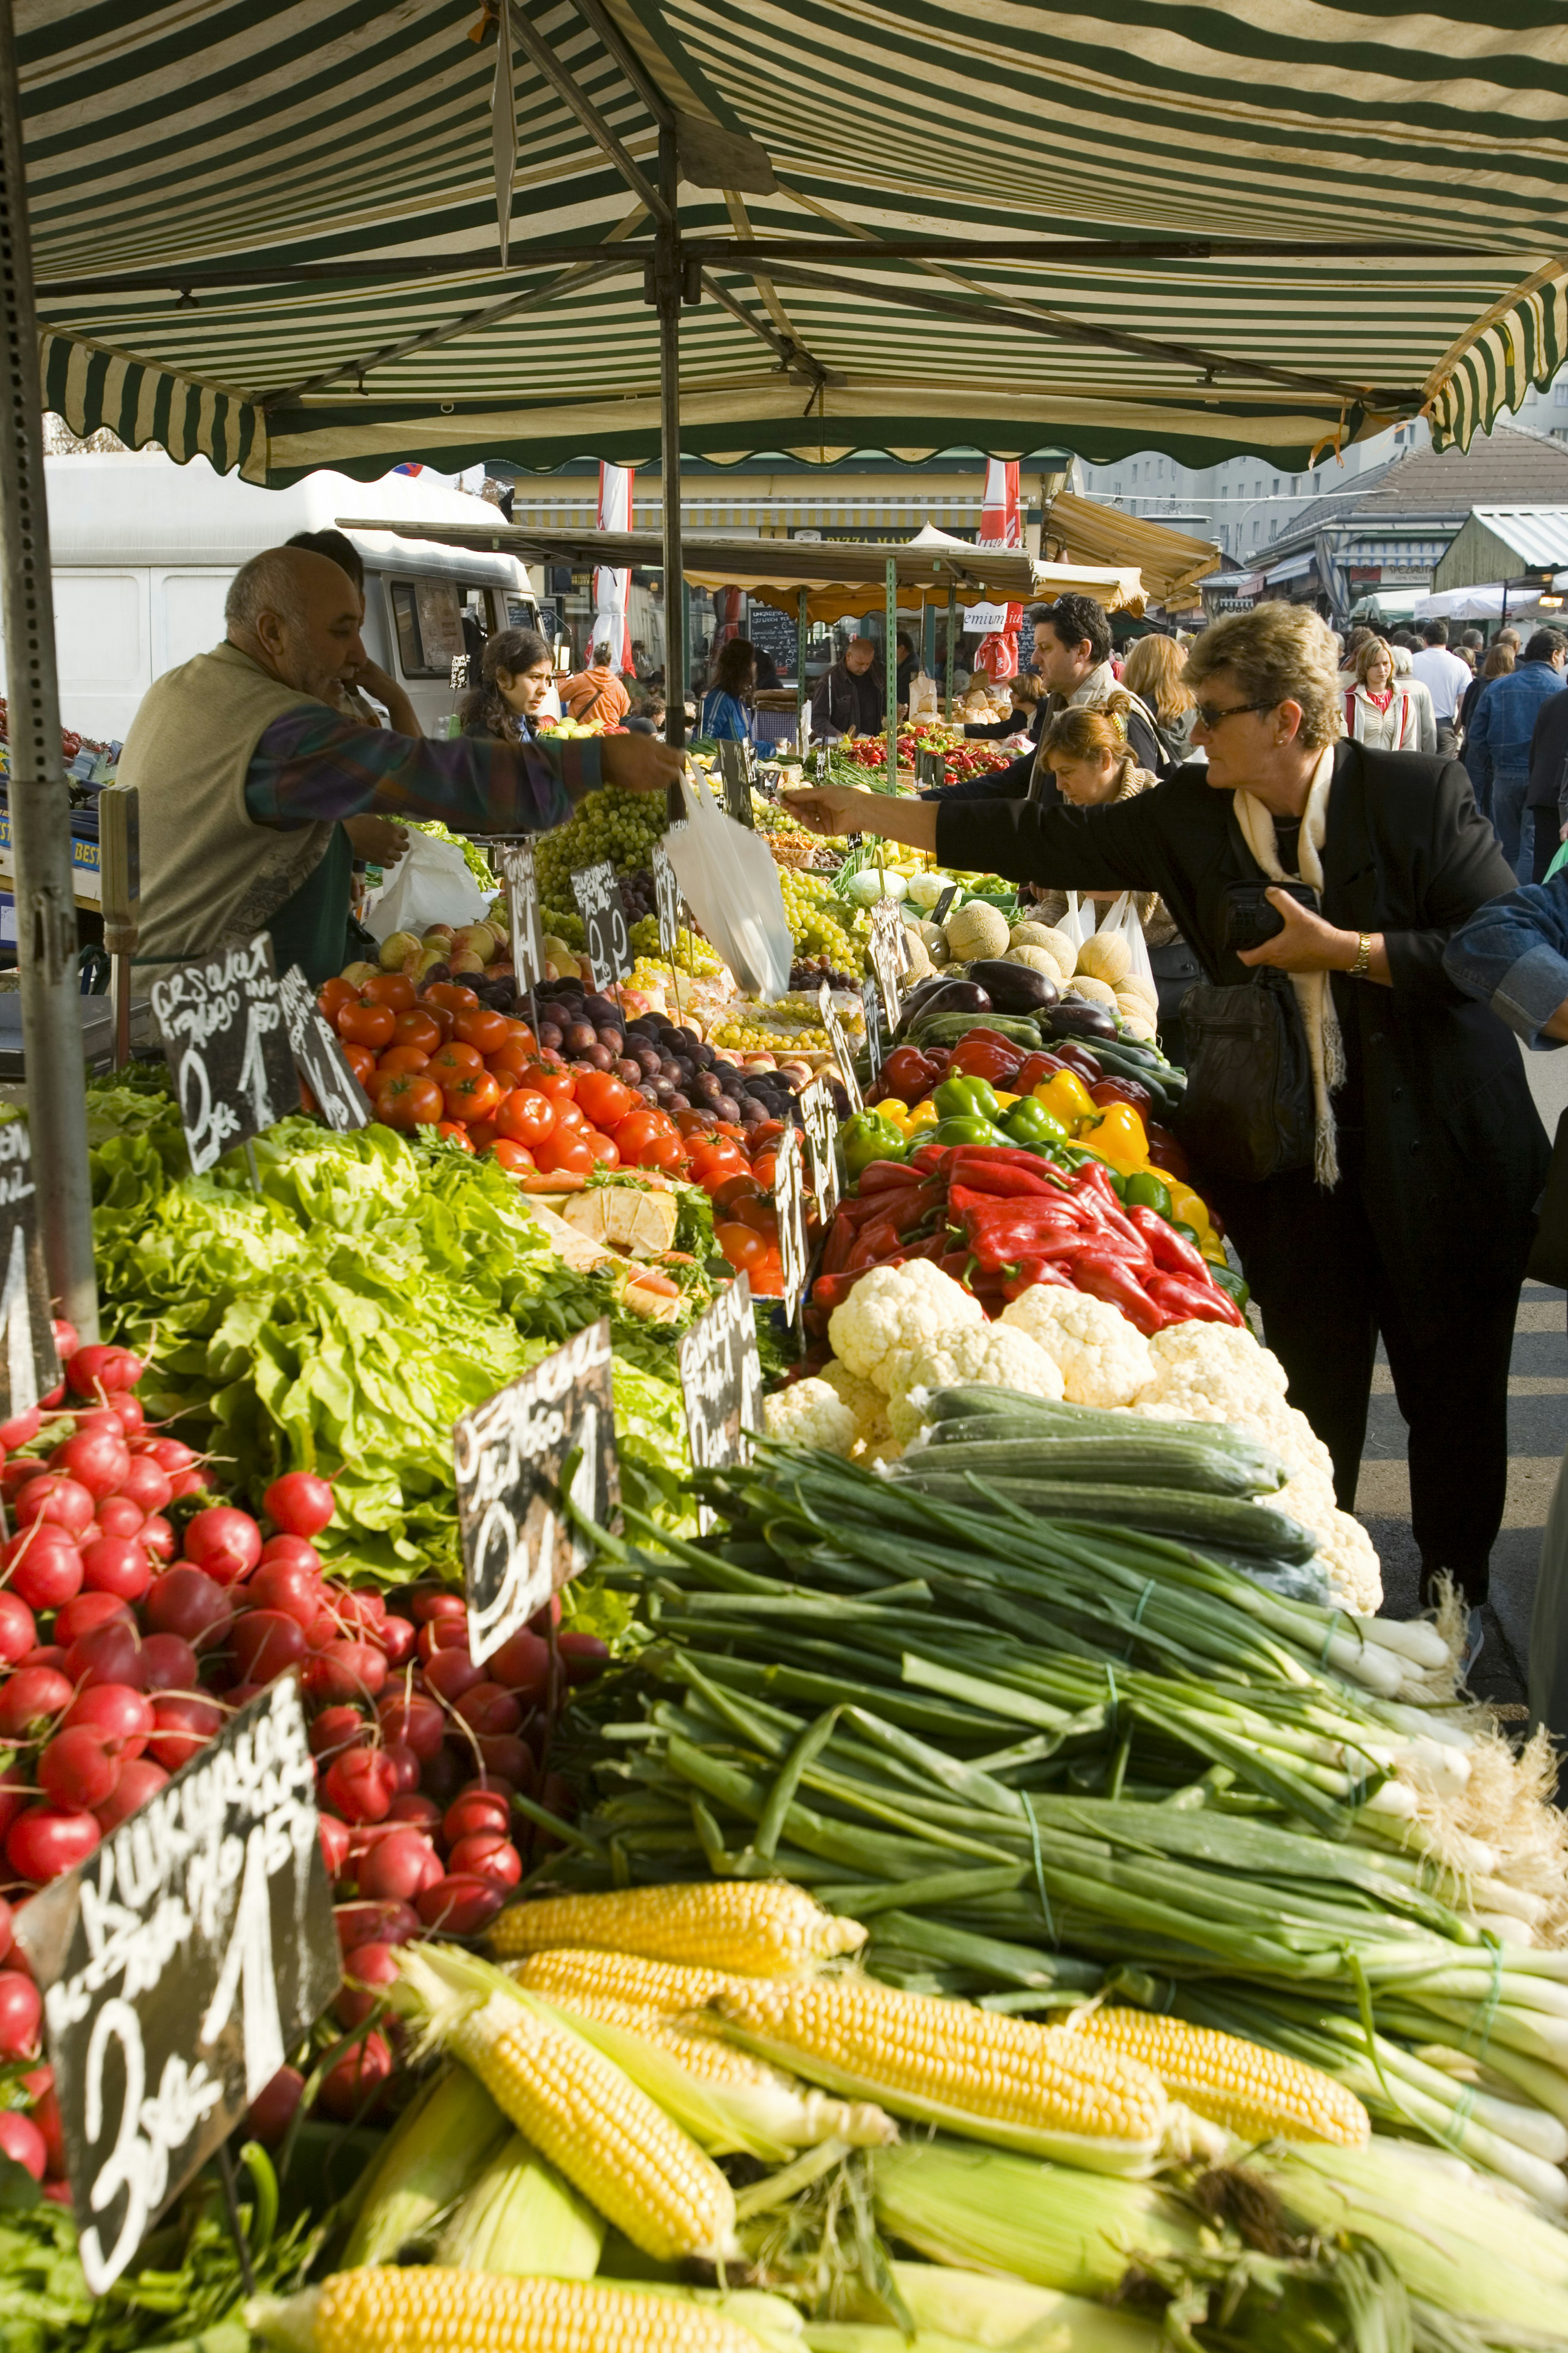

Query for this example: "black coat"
[1528,686,1568,813]
[935,740,1548,1297]
[811,662,886,736]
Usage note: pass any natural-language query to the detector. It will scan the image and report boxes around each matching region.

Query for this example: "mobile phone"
[1222,880,1319,954]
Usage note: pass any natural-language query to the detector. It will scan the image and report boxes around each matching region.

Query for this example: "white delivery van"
[0,453,541,742]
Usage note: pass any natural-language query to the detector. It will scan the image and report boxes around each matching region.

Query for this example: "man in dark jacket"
[786,602,1545,1609]
[809,635,886,738]
[1464,627,1567,876]
[1522,680,1568,884]
[935,593,1167,803]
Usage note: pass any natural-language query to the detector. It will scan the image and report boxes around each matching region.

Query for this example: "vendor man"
[118,545,678,983]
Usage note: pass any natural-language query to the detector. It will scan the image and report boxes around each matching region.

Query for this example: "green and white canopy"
[20,0,1568,483]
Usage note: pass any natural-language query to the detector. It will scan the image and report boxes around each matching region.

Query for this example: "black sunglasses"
[1194,699,1276,730]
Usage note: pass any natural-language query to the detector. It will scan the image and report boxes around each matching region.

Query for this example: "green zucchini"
[923,1388,1283,1478]
[884,1470,1318,1566]
[906,1434,1280,1499]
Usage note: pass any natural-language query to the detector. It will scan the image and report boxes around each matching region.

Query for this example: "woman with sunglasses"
[784,601,1544,1635]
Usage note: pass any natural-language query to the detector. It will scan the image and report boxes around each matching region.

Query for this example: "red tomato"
[442,1071,501,1124]
[487,1039,535,1079]
[584,1130,619,1166]
[342,1042,378,1086]
[532,1129,594,1177]
[748,1248,784,1296]
[573,1071,635,1129]
[711,1172,760,1212]
[422,1001,456,1042]
[436,1121,475,1153]
[674,1108,717,1138]
[393,1009,442,1054]
[715,1222,768,1269]
[487,1137,536,1174]
[495,1089,555,1146]
[523,1063,577,1104]
[751,1151,777,1190]
[375,1046,430,1078]
[642,1133,689,1173]
[319,977,356,1019]
[426,982,480,1013]
[735,1198,780,1239]
[361,973,416,1013]
[430,1042,483,1079]
[375,1073,444,1129]
[454,1008,509,1055]
[505,1021,537,1052]
[466,1122,500,1152]
[336,999,395,1049]
[488,1067,516,1100]
[612,1109,665,1160]
[750,1120,786,1147]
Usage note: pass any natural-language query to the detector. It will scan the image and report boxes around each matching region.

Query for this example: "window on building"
[1272,477,1279,494]
[1269,521,1279,540]
[1555,384,1568,407]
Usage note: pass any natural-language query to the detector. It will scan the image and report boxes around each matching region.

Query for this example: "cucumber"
[904,1434,1278,1499]
[886,1470,1318,1566]
[923,1388,1284,1479]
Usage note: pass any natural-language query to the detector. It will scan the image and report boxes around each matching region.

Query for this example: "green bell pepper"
[1004,1098,1069,1149]
[932,1074,1000,1123]
[1210,1262,1251,1310]
[840,1110,910,1176]
[1125,1169,1174,1218]
[931,1115,1008,1148]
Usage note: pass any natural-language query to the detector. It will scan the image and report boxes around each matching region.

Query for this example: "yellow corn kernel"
[490,1881,866,1974]
[511,1947,755,2017]
[1067,2008,1370,2148]
[718,1975,1167,2155]
[296,2268,766,2353]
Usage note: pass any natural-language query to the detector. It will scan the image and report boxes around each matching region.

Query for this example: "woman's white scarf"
[1232,749,1345,1187]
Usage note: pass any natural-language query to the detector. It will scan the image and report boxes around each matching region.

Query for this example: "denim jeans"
[1490,763,1532,877]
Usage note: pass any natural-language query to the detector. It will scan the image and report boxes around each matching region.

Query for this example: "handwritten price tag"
[797,1074,841,1220]
[149,936,298,1175]
[774,1126,808,1322]
[678,1276,765,1533]
[278,964,371,1132]
[499,840,546,991]
[817,979,863,1114]
[570,862,633,992]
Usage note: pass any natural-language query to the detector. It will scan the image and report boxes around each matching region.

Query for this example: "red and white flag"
[592,462,635,671]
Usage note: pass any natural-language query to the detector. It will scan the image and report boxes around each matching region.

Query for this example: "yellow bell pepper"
[1035,1070,1096,1127]
[1076,1101,1149,1174]
[1163,1177,1214,1239]
[991,1091,1020,1111]
[874,1097,913,1131]
[906,1096,940,1128]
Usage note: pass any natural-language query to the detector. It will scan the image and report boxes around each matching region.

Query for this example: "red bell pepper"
[1071,1254,1166,1336]
[1146,1270,1245,1327]
[846,1216,902,1270]
[948,1034,1024,1085]
[1089,1076,1154,1120]
[908,1142,953,1176]
[1013,1050,1073,1093]
[1126,1204,1213,1282]
[1051,1041,1105,1084]
[876,1045,943,1105]
[1144,1122,1190,1182]
[1068,1164,1153,1256]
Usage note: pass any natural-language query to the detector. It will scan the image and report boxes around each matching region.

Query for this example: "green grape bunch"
[532,787,671,900]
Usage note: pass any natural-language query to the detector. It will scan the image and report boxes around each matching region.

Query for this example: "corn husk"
[433,2132,604,2279]
[339,2063,508,2268]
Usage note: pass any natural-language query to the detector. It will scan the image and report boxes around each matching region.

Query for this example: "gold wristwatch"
[1349,932,1372,980]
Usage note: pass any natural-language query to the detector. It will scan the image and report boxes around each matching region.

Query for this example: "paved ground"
[1354,1042,1568,1710]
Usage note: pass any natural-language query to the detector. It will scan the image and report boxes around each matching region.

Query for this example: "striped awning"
[20,2,1568,484]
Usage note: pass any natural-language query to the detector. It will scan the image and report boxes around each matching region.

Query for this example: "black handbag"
[1172,971,1316,1182]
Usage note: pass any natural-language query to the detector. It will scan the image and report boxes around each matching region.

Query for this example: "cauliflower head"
[886,1321,1066,1443]
[815,1358,891,1442]
[1138,1320,1285,1420]
[827,1260,985,1395]
[1000,1284,1154,1407]
[763,1378,861,1456]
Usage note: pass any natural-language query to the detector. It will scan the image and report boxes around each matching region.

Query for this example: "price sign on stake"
[499,840,546,991]
[454,1319,621,1668]
[678,1275,766,1533]
[798,1074,841,1219]
[652,839,683,959]
[774,1126,808,1322]
[15,1676,337,2295]
[149,935,298,1175]
[718,740,755,827]
[861,974,885,1080]
[869,901,908,1032]
[816,980,863,1114]
[933,884,958,926]
[570,861,633,993]
[0,1121,60,1420]
[277,964,371,1132]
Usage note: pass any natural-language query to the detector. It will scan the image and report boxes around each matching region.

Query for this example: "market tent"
[20,1,1568,482]
[1040,493,1219,614]
[1432,507,1568,594]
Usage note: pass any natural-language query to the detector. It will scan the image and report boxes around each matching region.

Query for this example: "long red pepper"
[1146,1269,1245,1327]
[1125,1204,1213,1282]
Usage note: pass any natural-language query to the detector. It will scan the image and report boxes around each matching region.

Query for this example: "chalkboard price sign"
[869,902,906,1036]
[15,1675,338,2295]
[774,1125,808,1321]
[797,1074,841,1220]
[149,935,299,1175]
[861,974,885,1079]
[499,840,546,991]
[678,1275,765,1532]
[0,1120,60,1421]
[278,964,372,1133]
[454,1319,621,1668]
[570,862,633,992]
[652,839,683,959]
[933,884,958,925]
[816,980,863,1114]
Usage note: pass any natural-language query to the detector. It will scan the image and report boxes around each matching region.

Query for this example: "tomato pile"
[835,727,1016,787]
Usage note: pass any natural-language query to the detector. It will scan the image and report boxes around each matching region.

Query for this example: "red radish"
[477,1734,535,1792]
[64,1617,143,1691]
[96,1496,147,1539]
[139,1514,176,1563]
[386,1792,442,1830]
[316,2030,392,2120]
[15,1474,95,1537]
[330,1587,385,1636]
[65,1684,154,1756]
[0,1780,30,1847]
[5,1533,83,1614]
[49,1429,131,1500]
[248,1558,322,1629]
[80,1534,153,1604]
[377,1690,444,1762]
[0,1968,41,2056]
[418,1614,470,1662]
[317,1813,352,1877]
[5,1801,100,1882]
[487,1626,552,1702]
[335,1939,402,2028]
[115,1456,172,1516]
[51,1316,79,1357]
[145,1566,232,1644]
[558,1630,610,1684]
[146,1438,196,1474]
[422,1647,483,1705]
[304,1640,387,1706]
[0,1889,10,1959]
[65,1343,143,1397]
[0,1590,36,1665]
[183,1506,262,1587]
[0,1666,72,1740]
[0,2111,46,2180]
[137,1632,199,1695]
[94,1758,169,1831]
[0,1406,40,1450]
[263,1471,335,1539]
[447,1831,522,1887]
[29,2081,63,2177]
[245,2063,304,2147]
[454,1682,521,1738]
[166,1469,210,1501]
[108,1394,145,1437]
[359,1831,443,1903]
[52,1591,130,1648]
[419,1745,464,1805]
[410,1590,468,1626]
[381,1742,421,1794]
[322,1748,397,1825]
[0,1459,47,1501]
[416,1874,504,1937]
[443,1789,511,1847]
[39,1727,122,1810]
[304,1608,342,1651]
[334,1900,419,1953]
[148,1694,224,1770]
[308,1705,368,1758]
[259,1533,322,1574]
[230,1610,307,1684]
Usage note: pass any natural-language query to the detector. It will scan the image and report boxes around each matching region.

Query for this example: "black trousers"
[1207,1158,1517,1602]
[1530,805,1561,885]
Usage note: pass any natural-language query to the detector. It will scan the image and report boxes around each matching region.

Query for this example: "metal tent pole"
[795,586,808,751]
[945,586,957,720]
[0,0,98,1341]
[884,556,898,795]
[656,126,684,784]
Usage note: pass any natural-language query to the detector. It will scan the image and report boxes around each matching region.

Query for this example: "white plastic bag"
[1101,890,1155,989]
[906,672,938,721]
[367,828,487,941]
[1058,890,1087,952]
[666,775,792,1002]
